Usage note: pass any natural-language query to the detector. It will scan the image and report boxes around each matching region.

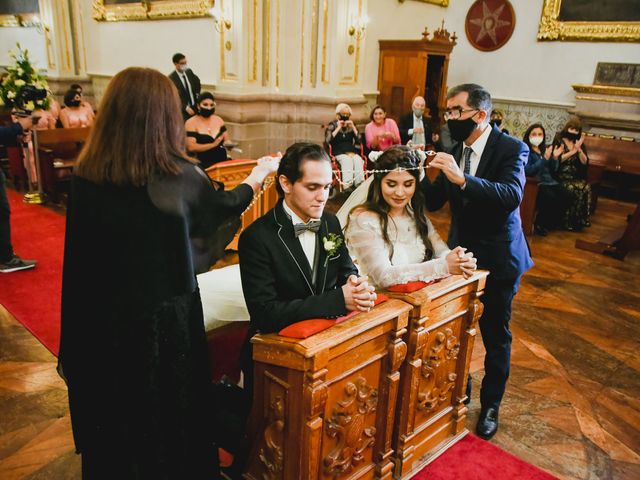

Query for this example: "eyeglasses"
[443,108,478,121]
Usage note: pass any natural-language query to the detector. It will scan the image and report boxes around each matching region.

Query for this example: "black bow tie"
[294,220,321,237]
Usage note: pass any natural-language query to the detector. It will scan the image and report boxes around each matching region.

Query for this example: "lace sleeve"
[426,217,451,259]
[345,211,449,288]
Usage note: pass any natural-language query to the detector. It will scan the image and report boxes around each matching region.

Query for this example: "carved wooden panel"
[383,271,488,480]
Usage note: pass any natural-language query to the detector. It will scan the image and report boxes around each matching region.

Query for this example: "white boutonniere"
[323,233,343,266]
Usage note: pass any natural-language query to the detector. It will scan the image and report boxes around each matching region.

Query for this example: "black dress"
[187,131,228,170]
[59,157,253,479]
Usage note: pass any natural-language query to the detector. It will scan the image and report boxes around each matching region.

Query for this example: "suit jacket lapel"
[314,219,331,294]
[274,202,314,295]
[474,127,500,179]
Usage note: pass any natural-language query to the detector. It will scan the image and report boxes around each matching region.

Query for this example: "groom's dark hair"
[276,142,331,197]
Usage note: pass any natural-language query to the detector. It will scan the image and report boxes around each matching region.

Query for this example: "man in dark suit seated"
[168,52,201,120]
[238,143,375,385]
[422,84,533,440]
[398,96,436,148]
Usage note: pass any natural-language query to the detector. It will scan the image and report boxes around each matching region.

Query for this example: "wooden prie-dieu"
[385,271,488,479]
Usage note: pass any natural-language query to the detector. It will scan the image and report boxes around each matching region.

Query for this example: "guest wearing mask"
[365,105,401,152]
[398,96,436,149]
[185,92,228,169]
[325,103,365,188]
[169,53,202,120]
[490,109,510,136]
[523,123,568,236]
[59,89,94,128]
[551,117,591,231]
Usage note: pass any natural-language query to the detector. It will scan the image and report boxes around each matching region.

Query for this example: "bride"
[198,146,476,330]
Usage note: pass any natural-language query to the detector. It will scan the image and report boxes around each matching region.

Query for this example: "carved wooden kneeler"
[384,271,488,479]
[244,300,411,480]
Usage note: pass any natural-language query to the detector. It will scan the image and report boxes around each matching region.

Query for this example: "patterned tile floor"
[1,197,639,479]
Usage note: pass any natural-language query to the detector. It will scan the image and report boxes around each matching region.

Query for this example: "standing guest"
[324,103,365,188]
[0,117,37,273]
[59,67,278,479]
[59,89,94,128]
[398,96,436,149]
[522,123,568,235]
[185,92,229,169]
[551,117,591,231]
[490,109,510,136]
[169,53,202,121]
[421,84,533,440]
[365,104,401,152]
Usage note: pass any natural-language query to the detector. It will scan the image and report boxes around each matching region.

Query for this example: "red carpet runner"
[0,190,557,479]
[0,189,64,356]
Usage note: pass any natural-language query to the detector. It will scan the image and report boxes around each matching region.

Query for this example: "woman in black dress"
[185,92,229,170]
[59,67,278,479]
[552,117,591,231]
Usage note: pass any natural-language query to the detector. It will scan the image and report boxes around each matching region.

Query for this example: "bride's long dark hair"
[348,146,433,260]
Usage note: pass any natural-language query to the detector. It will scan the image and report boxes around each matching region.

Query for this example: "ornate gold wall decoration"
[398,0,449,6]
[537,0,640,42]
[93,1,215,22]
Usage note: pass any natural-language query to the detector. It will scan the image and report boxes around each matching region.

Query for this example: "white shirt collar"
[283,199,319,225]
[465,123,491,158]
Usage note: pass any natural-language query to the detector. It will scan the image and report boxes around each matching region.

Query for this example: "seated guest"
[185,92,228,169]
[523,123,568,235]
[325,103,365,188]
[552,117,591,231]
[59,89,94,128]
[59,66,279,479]
[490,109,509,136]
[365,104,401,152]
[69,83,93,112]
[398,96,436,149]
[344,146,476,288]
[239,143,375,384]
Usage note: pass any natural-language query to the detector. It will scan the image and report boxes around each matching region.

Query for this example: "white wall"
[0,28,47,69]
[364,0,640,105]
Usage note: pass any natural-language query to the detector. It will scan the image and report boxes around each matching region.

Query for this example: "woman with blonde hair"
[60,67,278,479]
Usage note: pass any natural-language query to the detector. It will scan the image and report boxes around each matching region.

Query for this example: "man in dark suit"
[168,53,201,120]
[398,96,435,148]
[422,84,533,439]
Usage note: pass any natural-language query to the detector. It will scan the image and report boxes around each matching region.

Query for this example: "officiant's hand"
[343,275,377,312]
[428,152,465,186]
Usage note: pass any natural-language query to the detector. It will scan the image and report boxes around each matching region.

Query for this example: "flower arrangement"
[0,43,50,112]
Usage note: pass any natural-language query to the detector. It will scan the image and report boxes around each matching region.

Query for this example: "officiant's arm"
[420,170,449,212]
[239,233,349,334]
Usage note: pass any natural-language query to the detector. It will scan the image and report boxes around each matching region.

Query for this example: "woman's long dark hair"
[522,123,547,153]
[349,145,433,261]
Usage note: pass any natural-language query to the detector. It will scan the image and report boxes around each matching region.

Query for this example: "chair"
[520,176,539,236]
[323,129,368,194]
[35,127,91,203]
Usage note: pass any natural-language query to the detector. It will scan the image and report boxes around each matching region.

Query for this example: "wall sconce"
[348,15,369,40]
[209,7,232,33]
[18,14,49,35]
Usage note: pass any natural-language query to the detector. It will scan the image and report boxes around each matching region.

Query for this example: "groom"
[239,143,375,382]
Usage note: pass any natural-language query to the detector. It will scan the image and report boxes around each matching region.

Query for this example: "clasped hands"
[445,246,477,279]
[342,275,377,312]
[427,152,466,186]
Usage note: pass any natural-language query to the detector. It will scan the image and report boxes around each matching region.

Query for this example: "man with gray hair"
[421,83,533,439]
[398,96,434,148]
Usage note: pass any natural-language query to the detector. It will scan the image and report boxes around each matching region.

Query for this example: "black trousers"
[536,183,569,230]
[477,275,521,411]
[0,169,14,262]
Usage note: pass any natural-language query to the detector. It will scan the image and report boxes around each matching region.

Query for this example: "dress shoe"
[476,407,499,439]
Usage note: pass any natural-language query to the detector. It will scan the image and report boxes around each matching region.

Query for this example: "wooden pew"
[520,177,539,236]
[244,299,412,480]
[383,271,488,479]
[35,127,91,203]
[206,159,278,250]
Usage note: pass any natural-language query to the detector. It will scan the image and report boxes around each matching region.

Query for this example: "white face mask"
[179,64,188,73]
[529,135,543,147]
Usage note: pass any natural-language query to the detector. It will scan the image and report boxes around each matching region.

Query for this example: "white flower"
[7,91,15,99]
[17,68,23,76]
[324,240,335,252]
[14,79,25,87]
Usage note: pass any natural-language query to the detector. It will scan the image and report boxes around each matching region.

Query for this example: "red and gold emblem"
[465,0,516,52]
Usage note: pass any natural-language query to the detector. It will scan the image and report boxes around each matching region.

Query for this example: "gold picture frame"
[537,0,640,41]
[398,0,449,7]
[93,1,215,22]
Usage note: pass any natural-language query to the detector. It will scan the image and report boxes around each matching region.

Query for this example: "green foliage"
[0,43,50,111]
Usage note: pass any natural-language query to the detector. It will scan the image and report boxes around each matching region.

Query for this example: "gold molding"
[262,0,270,86]
[93,1,215,22]
[251,0,258,82]
[537,0,640,42]
[572,84,640,98]
[310,0,319,87]
[275,0,280,88]
[398,0,449,6]
[0,15,20,27]
[321,0,328,84]
[576,95,640,106]
[299,0,305,89]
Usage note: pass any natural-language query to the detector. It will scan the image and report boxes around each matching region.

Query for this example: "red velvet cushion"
[386,281,430,293]
[278,294,388,339]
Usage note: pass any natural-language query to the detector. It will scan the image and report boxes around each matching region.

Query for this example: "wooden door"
[377,49,427,121]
